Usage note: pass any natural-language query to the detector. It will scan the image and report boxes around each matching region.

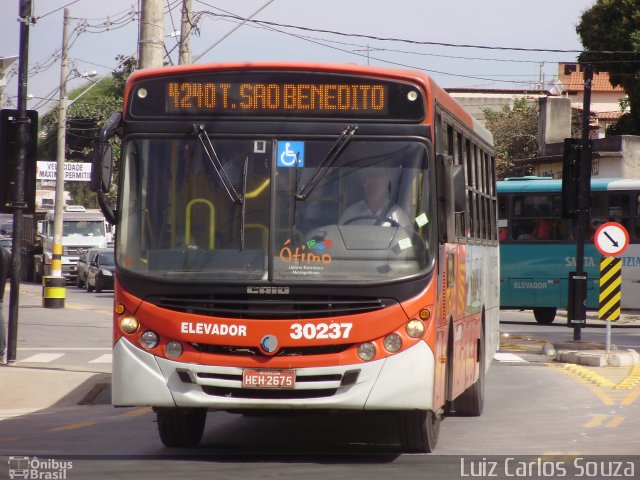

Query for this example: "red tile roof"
[558,63,625,93]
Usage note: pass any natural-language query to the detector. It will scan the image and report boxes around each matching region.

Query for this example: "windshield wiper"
[295,125,357,200]
[194,124,242,205]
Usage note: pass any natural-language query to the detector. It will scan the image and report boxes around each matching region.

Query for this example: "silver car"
[76,248,99,288]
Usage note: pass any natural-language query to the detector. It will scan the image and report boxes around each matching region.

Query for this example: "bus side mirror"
[91,112,120,226]
[90,142,113,193]
[90,112,120,194]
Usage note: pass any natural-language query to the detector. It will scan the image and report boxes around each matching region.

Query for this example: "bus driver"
[339,172,411,228]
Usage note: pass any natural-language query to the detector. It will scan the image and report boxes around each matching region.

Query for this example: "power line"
[194,10,640,56]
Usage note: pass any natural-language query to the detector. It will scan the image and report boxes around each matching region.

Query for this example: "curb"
[556,348,640,367]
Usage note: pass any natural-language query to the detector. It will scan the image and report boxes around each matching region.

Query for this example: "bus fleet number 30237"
[290,322,353,340]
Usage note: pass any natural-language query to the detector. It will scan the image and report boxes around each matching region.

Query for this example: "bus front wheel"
[156,407,207,447]
[533,307,556,325]
[398,410,440,453]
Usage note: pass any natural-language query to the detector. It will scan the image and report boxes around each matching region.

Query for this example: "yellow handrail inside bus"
[246,223,269,250]
[186,198,215,249]
[244,178,270,199]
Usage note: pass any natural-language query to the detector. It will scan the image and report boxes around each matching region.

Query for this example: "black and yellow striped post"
[42,276,66,308]
[599,257,622,321]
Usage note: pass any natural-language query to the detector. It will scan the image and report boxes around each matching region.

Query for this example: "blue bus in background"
[497,176,640,324]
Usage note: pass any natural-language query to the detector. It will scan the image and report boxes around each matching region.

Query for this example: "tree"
[483,99,539,180]
[38,56,135,207]
[577,0,640,134]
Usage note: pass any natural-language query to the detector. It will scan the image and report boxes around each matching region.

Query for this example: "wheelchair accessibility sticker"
[277,141,304,167]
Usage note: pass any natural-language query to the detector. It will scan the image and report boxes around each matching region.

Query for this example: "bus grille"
[190,343,353,356]
[145,294,393,319]
[202,386,338,399]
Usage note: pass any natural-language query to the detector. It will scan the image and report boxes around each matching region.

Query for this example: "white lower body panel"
[112,338,435,411]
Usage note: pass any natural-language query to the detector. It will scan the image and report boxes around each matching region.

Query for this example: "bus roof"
[497,177,640,193]
[124,61,493,147]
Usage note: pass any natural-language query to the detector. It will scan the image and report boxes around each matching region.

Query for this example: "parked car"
[76,248,99,288]
[86,248,115,293]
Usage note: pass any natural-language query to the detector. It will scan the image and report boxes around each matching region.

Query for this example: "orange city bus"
[91,62,499,453]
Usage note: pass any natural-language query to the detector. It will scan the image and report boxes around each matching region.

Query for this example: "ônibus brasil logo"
[8,456,73,479]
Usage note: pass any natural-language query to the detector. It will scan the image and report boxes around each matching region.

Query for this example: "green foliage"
[483,99,538,180]
[577,0,640,134]
[38,56,135,206]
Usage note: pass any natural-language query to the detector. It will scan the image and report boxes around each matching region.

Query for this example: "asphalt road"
[1,283,639,479]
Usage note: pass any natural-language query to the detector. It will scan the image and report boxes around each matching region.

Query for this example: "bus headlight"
[165,341,183,358]
[357,342,376,361]
[140,330,159,349]
[406,319,425,338]
[119,316,139,334]
[383,334,402,353]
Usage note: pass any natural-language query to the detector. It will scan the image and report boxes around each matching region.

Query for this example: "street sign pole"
[6,0,33,364]
[595,222,628,357]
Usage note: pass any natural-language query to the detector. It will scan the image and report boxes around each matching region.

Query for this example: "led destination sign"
[128,71,426,121]
[167,81,386,115]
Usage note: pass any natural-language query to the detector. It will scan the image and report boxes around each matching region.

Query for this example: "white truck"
[33,205,108,283]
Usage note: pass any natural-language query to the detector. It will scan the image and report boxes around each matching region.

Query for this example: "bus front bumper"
[112,337,435,411]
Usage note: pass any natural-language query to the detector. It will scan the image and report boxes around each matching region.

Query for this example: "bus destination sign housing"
[128,71,426,121]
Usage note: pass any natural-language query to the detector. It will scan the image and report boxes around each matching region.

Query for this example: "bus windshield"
[117,136,434,284]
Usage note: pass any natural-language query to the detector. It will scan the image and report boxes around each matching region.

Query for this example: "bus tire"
[454,324,485,416]
[398,410,440,453]
[156,407,207,447]
[533,307,556,325]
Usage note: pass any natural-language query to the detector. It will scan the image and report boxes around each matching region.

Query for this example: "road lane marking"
[47,421,99,432]
[20,348,111,351]
[120,407,152,417]
[584,415,606,428]
[89,354,112,363]
[494,352,527,363]
[19,353,65,363]
[622,389,640,406]
[606,415,625,427]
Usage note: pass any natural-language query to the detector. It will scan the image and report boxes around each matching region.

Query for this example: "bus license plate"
[242,369,295,389]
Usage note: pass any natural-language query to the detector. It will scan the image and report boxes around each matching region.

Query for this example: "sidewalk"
[501,309,640,367]
[0,366,110,421]
[0,280,113,421]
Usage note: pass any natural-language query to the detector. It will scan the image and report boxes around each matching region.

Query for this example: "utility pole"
[6,0,33,364]
[52,8,70,280]
[573,64,594,341]
[178,0,192,65]
[139,0,164,69]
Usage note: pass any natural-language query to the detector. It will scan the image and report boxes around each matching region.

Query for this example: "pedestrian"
[0,244,10,363]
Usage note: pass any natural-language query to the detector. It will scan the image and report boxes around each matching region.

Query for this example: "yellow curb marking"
[548,363,614,405]
[48,421,99,432]
[560,364,616,388]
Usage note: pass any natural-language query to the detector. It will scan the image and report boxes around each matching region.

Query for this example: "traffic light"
[561,138,580,218]
[0,109,38,214]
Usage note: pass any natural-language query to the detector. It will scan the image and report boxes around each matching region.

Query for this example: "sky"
[1,0,596,116]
